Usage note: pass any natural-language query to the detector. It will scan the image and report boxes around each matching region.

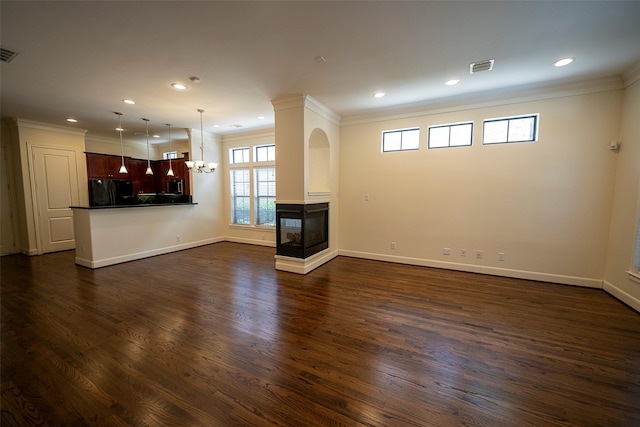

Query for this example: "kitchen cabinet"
[154,159,190,194]
[126,158,156,194]
[86,153,127,179]
[87,153,191,195]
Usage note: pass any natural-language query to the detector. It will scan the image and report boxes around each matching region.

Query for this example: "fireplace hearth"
[276,203,328,258]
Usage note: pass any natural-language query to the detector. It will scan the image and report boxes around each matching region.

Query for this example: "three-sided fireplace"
[276,203,329,259]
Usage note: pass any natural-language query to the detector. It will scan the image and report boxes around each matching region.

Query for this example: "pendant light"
[186,108,217,173]
[143,118,153,175]
[115,112,128,174]
[166,123,174,177]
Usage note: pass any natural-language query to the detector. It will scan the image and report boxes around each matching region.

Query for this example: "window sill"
[627,271,640,284]
[229,223,275,231]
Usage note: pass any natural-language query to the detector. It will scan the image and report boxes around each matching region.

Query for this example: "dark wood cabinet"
[86,153,126,179]
[86,153,190,195]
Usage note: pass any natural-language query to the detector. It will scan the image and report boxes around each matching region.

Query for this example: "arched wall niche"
[308,128,330,194]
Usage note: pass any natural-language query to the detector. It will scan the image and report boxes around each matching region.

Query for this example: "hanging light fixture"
[115,112,128,174]
[143,118,153,175]
[166,123,174,177]
[186,108,217,173]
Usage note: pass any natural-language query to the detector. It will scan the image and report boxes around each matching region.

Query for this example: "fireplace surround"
[276,203,329,258]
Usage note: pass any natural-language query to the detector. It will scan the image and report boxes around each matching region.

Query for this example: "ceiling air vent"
[0,46,20,63]
[469,59,494,74]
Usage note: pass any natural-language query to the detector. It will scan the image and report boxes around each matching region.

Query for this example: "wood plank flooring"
[2,242,639,426]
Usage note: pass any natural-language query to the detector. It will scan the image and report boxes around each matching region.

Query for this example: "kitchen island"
[72,201,220,268]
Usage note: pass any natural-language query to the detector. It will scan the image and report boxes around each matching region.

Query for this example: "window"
[255,167,276,226]
[230,147,249,164]
[230,169,250,225]
[229,142,276,227]
[255,144,275,162]
[163,151,178,160]
[382,128,420,152]
[483,114,538,144]
[428,122,473,148]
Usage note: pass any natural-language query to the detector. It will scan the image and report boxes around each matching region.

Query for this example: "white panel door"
[32,146,80,253]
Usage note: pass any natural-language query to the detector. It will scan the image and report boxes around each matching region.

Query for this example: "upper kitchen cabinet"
[86,153,126,179]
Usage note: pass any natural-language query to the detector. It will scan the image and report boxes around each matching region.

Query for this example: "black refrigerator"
[90,179,133,206]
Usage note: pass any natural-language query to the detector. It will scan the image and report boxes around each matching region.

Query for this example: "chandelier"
[186,108,217,173]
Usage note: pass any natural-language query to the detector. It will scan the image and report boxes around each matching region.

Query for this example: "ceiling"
[2,1,640,145]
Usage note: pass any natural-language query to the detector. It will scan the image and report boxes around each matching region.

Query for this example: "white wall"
[604,75,640,310]
[339,88,622,287]
[85,134,189,161]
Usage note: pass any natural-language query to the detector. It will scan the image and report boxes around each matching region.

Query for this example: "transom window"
[254,144,275,162]
[483,114,538,144]
[382,128,420,152]
[428,122,473,148]
[230,147,250,164]
[163,151,178,160]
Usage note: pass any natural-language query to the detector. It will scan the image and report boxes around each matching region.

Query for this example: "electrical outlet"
[460,249,466,257]
[391,242,396,250]
[498,252,505,261]
[364,194,370,201]
[476,250,483,259]
[176,235,181,242]
[443,247,451,255]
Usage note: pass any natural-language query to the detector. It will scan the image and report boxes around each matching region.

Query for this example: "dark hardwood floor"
[2,242,639,426]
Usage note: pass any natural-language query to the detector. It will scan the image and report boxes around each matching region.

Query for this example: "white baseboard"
[338,249,603,288]
[75,237,223,269]
[275,249,339,274]
[224,236,276,247]
[603,281,640,312]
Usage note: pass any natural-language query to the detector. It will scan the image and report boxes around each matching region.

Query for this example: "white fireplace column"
[271,94,341,274]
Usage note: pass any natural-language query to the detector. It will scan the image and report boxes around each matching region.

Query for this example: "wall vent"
[0,46,20,63]
[470,59,494,74]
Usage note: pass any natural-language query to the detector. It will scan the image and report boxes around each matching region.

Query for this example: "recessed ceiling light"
[373,92,385,98]
[122,99,135,105]
[171,83,188,90]
[257,116,265,120]
[554,57,574,67]
[153,134,160,138]
[212,124,220,128]
[66,118,77,123]
[115,127,124,131]
[445,79,460,86]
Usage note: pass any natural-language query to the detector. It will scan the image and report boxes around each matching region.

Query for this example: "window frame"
[254,144,275,162]
[482,114,539,145]
[254,166,276,226]
[230,168,251,225]
[162,151,178,160]
[228,142,276,228]
[381,127,421,152]
[428,121,474,149]
[230,147,250,164]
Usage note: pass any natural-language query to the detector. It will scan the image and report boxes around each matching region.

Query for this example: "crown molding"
[623,62,640,87]
[341,76,624,127]
[221,128,275,144]
[14,118,87,136]
[271,94,341,126]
